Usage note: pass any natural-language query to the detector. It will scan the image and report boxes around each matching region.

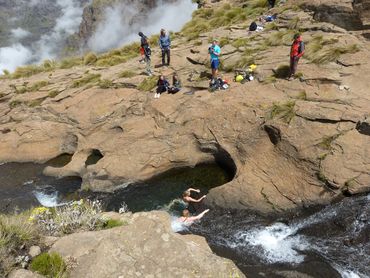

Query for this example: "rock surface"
[0,0,369,214]
[50,211,244,278]
[8,269,43,278]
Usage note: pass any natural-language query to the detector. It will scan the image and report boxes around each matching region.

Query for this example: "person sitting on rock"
[154,75,169,99]
[178,209,210,224]
[182,188,206,213]
[168,73,182,94]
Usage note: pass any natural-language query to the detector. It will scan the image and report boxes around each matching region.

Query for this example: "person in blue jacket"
[209,39,221,80]
[158,28,171,66]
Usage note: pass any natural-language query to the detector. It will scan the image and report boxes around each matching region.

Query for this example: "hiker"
[209,39,221,80]
[158,28,171,66]
[154,75,169,98]
[178,209,210,224]
[182,188,206,213]
[168,73,182,94]
[138,32,152,76]
[288,33,304,80]
[268,0,276,9]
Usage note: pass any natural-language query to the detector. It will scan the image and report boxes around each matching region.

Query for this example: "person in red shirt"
[289,34,304,80]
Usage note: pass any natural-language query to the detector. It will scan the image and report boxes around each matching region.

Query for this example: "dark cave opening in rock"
[46,153,74,168]
[85,149,104,166]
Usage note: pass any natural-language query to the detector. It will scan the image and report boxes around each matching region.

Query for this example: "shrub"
[271,101,296,123]
[71,74,101,88]
[83,52,98,65]
[29,200,106,235]
[30,252,67,278]
[137,76,158,91]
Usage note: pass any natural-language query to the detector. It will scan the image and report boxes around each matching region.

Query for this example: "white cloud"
[0,44,33,72]
[88,0,197,52]
[11,28,31,39]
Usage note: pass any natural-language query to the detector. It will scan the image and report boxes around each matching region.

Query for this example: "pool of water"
[103,163,232,213]
[0,160,81,213]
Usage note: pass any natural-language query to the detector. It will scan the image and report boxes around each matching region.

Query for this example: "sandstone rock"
[28,246,41,258]
[8,269,43,278]
[50,211,244,278]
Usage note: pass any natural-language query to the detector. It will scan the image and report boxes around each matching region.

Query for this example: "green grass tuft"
[83,52,98,65]
[98,79,114,89]
[9,100,22,108]
[271,101,296,123]
[137,76,158,91]
[30,252,67,278]
[103,219,125,229]
[71,74,101,88]
[119,70,136,78]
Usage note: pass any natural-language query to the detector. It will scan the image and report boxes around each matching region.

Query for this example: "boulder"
[50,211,245,278]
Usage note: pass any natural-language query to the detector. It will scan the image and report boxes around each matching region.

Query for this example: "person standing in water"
[159,28,171,66]
[178,209,210,224]
[182,188,206,213]
[138,32,152,76]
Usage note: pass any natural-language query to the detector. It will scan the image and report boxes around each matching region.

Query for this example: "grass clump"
[271,101,296,123]
[83,52,98,65]
[71,73,101,88]
[28,80,49,92]
[308,44,360,64]
[9,100,22,108]
[59,57,82,69]
[48,90,61,98]
[27,99,44,107]
[98,79,114,89]
[96,42,139,67]
[137,76,158,91]
[119,70,136,78]
[103,219,125,229]
[12,65,44,79]
[30,252,67,278]
[0,213,39,276]
[318,134,339,150]
[265,30,296,47]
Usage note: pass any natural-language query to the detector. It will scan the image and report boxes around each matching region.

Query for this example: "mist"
[88,0,197,52]
[0,0,84,73]
[0,0,196,73]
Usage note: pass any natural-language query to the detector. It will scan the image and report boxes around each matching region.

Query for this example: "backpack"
[298,41,305,54]
[144,45,151,57]
[249,22,257,31]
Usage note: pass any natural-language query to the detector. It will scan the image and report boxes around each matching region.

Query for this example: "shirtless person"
[178,209,210,224]
[182,188,206,213]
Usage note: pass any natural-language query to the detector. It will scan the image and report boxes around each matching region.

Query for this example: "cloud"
[88,0,197,52]
[11,28,31,40]
[0,44,33,72]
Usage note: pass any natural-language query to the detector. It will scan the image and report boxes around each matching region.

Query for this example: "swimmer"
[182,188,206,213]
[178,209,210,224]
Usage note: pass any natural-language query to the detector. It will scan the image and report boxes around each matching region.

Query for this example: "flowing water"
[0,161,368,278]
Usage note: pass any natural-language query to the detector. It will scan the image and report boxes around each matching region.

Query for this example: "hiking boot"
[287,76,294,81]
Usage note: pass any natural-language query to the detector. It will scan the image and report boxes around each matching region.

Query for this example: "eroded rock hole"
[85,149,104,166]
[264,125,281,145]
[46,153,73,168]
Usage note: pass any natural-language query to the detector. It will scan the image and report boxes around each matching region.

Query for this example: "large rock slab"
[50,211,244,278]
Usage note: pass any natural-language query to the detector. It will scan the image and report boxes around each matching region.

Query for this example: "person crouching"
[154,75,169,99]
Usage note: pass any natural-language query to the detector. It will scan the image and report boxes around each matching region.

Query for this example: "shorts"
[140,47,145,55]
[211,59,219,70]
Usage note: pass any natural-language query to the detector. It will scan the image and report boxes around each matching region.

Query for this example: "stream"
[0,162,368,278]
